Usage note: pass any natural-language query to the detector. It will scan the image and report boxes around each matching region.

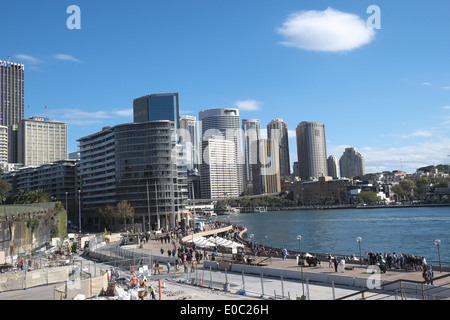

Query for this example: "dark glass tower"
[133,93,180,128]
[0,59,24,127]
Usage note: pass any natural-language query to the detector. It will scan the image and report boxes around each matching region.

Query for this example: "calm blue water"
[211,207,450,264]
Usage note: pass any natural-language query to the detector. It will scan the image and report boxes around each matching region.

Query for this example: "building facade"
[179,115,199,171]
[199,108,243,197]
[0,126,7,165]
[0,59,24,128]
[17,117,68,167]
[1,159,78,223]
[200,136,239,199]
[77,121,187,231]
[133,93,180,128]
[252,138,281,195]
[267,119,290,178]
[1,59,25,164]
[291,176,352,206]
[296,121,328,180]
[327,155,339,179]
[339,147,366,178]
[242,119,261,194]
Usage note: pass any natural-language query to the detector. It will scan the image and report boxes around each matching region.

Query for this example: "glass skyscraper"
[78,121,187,231]
[133,93,180,128]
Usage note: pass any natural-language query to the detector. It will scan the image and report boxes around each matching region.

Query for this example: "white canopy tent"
[207,236,244,249]
[186,236,217,248]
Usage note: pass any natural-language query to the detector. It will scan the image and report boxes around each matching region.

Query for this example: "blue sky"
[2,0,450,173]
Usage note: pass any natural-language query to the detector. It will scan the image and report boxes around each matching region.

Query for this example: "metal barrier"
[336,273,450,300]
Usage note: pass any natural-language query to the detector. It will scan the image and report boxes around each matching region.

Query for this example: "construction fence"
[54,273,108,300]
[0,266,68,292]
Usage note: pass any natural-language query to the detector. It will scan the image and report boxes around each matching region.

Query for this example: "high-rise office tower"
[252,138,281,195]
[179,115,199,171]
[201,136,239,199]
[133,93,180,128]
[199,108,243,197]
[17,117,68,167]
[242,119,260,194]
[296,121,328,180]
[267,119,290,178]
[0,59,24,128]
[339,147,366,178]
[1,59,25,163]
[327,155,339,179]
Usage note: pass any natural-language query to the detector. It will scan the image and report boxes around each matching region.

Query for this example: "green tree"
[392,179,416,202]
[0,179,11,203]
[358,190,380,204]
[415,177,431,200]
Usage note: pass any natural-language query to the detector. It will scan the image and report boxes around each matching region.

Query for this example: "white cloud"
[276,7,376,52]
[236,99,262,111]
[443,106,450,109]
[15,54,42,64]
[401,130,433,139]
[443,86,450,91]
[422,82,432,86]
[113,109,133,117]
[49,107,132,125]
[54,54,81,63]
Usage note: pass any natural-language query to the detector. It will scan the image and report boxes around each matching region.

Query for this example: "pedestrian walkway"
[136,227,449,288]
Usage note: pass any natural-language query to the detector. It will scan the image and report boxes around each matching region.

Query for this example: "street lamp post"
[357,237,362,266]
[435,240,442,273]
[297,235,305,299]
[78,189,81,234]
[65,192,68,228]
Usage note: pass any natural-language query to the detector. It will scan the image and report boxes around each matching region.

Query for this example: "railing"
[336,273,450,300]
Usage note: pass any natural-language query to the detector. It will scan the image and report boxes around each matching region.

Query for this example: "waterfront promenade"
[136,224,450,291]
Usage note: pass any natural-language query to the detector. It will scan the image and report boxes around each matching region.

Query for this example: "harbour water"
[211,206,450,265]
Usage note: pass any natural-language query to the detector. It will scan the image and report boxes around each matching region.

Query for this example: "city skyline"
[2,0,449,174]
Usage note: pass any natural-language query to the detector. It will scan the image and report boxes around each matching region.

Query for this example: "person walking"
[281,247,287,260]
[427,265,434,285]
[339,258,346,273]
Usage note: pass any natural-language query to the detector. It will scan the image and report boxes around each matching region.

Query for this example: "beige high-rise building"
[296,121,328,180]
[267,119,290,178]
[252,138,281,194]
[339,147,365,178]
[17,117,68,167]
